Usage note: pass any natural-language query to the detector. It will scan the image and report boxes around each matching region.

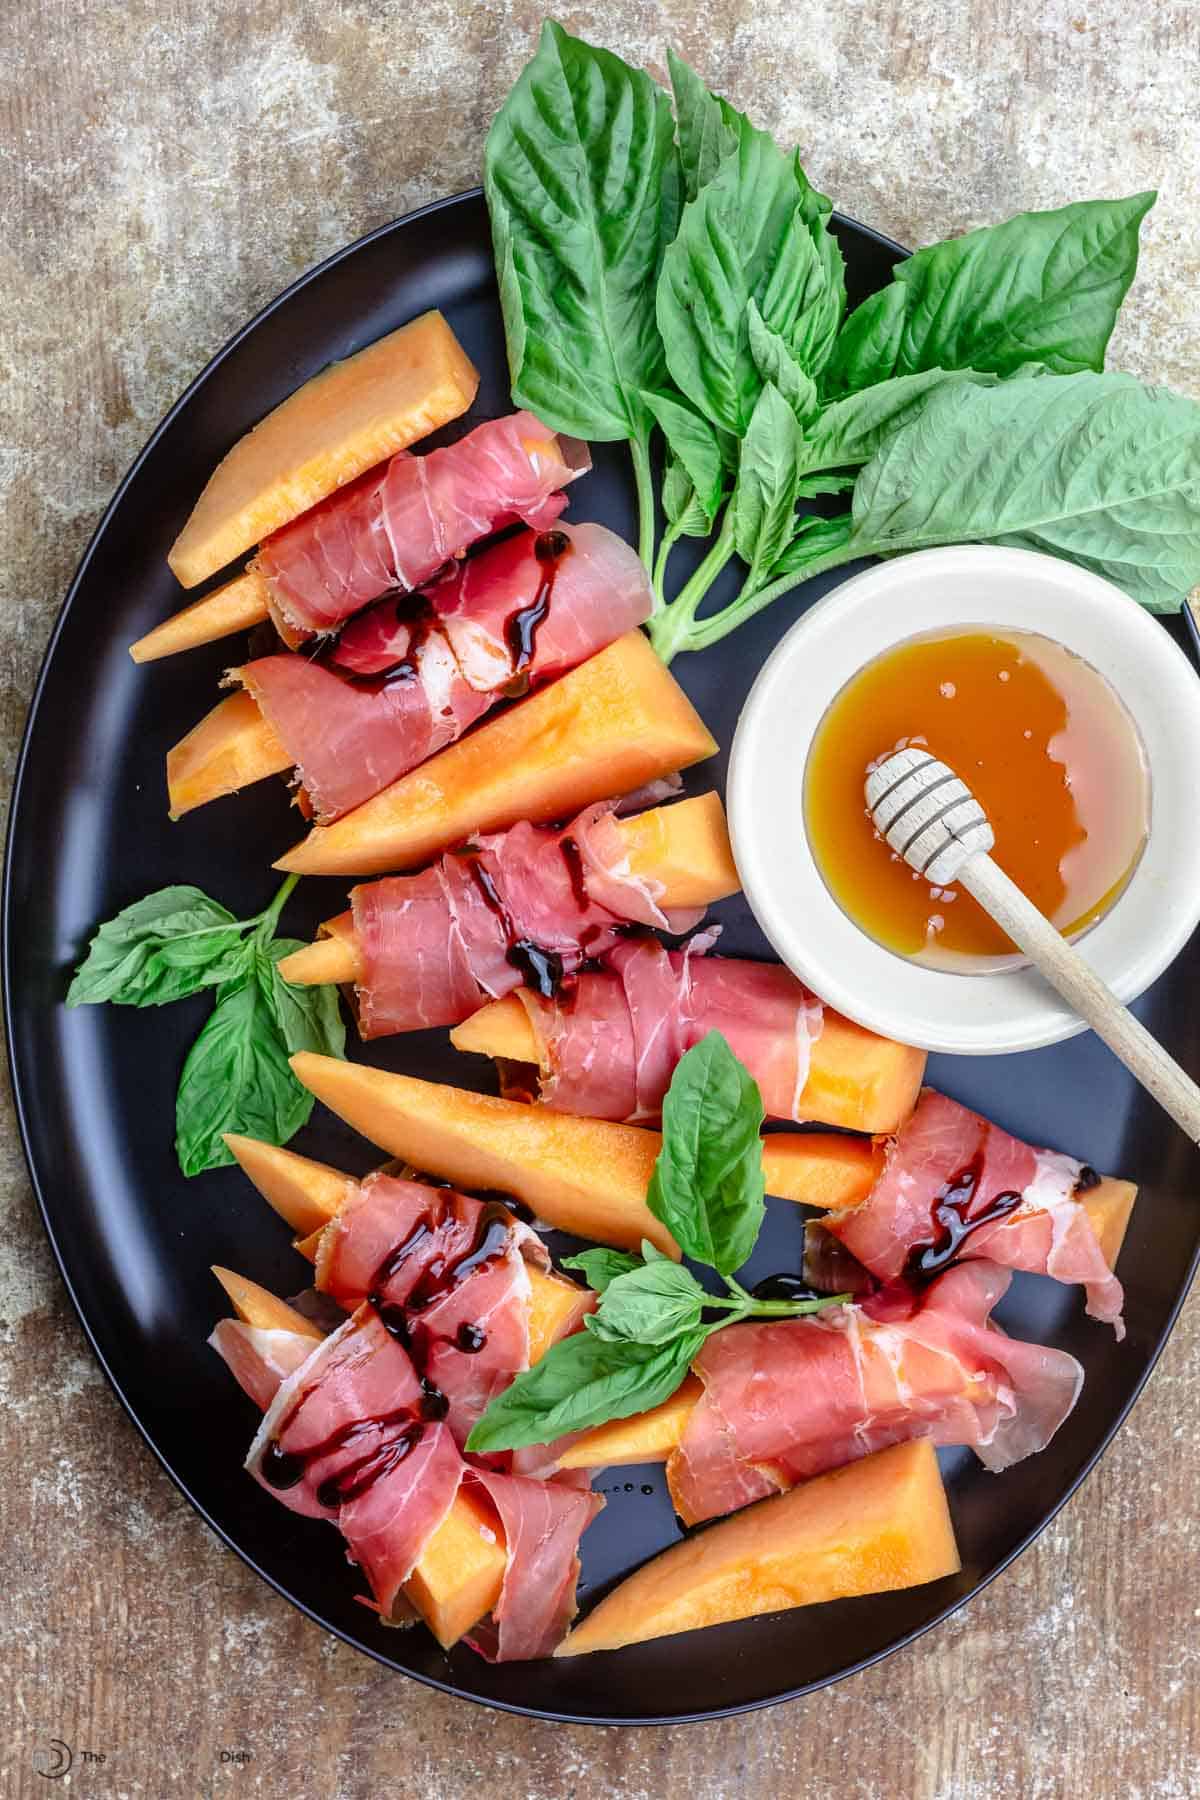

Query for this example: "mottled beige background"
[3,2,1199,1795]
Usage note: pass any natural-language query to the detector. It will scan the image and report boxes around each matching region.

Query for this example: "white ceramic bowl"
[727,545,1200,1055]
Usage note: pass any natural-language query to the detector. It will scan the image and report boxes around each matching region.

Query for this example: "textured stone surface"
[3,2,1200,1794]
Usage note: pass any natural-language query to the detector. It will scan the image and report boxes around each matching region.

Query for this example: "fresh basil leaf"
[850,372,1200,611]
[262,939,347,1060]
[642,389,728,522]
[785,156,846,378]
[667,46,742,202]
[175,968,312,1177]
[794,472,857,499]
[657,119,831,436]
[662,458,712,537]
[562,1248,644,1293]
[747,301,819,425]
[769,512,855,579]
[586,1259,709,1345]
[67,886,252,1008]
[824,192,1156,395]
[648,1031,766,1276]
[734,383,806,580]
[485,22,680,441]
[821,283,907,399]
[466,1326,706,1452]
[799,368,996,473]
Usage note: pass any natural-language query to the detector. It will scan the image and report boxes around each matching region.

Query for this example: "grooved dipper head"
[865,748,994,887]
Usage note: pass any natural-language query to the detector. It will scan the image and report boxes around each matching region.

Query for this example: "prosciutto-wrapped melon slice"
[285,1055,883,1255]
[166,311,479,588]
[223,1134,595,1364]
[137,411,586,661]
[450,939,926,1134]
[238,1307,601,1656]
[557,1439,959,1656]
[808,1089,1135,1336]
[168,523,656,821]
[211,1244,596,1651]
[275,632,718,876]
[567,1261,1088,1501]
[277,792,740,1037]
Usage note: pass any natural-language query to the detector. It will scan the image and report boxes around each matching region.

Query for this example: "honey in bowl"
[804,627,1150,970]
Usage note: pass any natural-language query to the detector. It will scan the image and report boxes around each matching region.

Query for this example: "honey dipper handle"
[961,852,1200,1145]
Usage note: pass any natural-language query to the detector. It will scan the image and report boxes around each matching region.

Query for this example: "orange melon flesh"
[167,690,290,818]
[404,1486,507,1648]
[1082,1178,1137,1266]
[211,1266,323,1340]
[287,1055,883,1254]
[557,1378,703,1470]
[168,311,479,587]
[278,915,363,986]
[222,1134,354,1235]
[556,1438,960,1656]
[275,632,718,877]
[607,789,739,908]
[761,1134,883,1210]
[130,565,271,663]
[277,791,739,987]
[453,996,924,1135]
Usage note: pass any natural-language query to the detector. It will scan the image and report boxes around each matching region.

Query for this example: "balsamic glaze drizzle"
[465,852,569,1000]
[904,1153,1024,1279]
[504,529,571,673]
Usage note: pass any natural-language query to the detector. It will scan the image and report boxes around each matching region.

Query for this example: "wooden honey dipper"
[866,746,1200,1143]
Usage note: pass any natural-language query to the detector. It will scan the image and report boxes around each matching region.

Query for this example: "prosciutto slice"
[315,1173,551,1443]
[349,796,703,1038]
[238,520,653,822]
[821,1089,1125,1336]
[256,412,590,638]
[667,1262,1083,1525]
[517,939,826,1122]
[465,1470,602,1662]
[208,1319,319,1412]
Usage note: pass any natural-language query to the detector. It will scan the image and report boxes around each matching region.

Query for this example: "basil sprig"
[67,874,345,1175]
[487,27,1190,655]
[466,1033,847,1454]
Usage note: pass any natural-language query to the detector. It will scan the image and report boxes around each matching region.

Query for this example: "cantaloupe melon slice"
[222,1134,354,1235]
[452,993,924,1135]
[557,1378,703,1470]
[167,690,291,818]
[277,912,362,987]
[1081,1178,1137,1266]
[275,632,718,878]
[168,312,479,587]
[131,565,272,663]
[277,791,740,988]
[287,1055,882,1255]
[211,1266,324,1340]
[556,1438,960,1655]
[404,1485,508,1649]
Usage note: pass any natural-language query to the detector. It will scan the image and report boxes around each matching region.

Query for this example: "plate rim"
[6,186,1197,1725]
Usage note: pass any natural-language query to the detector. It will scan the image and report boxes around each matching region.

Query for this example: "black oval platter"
[6,188,1200,1725]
